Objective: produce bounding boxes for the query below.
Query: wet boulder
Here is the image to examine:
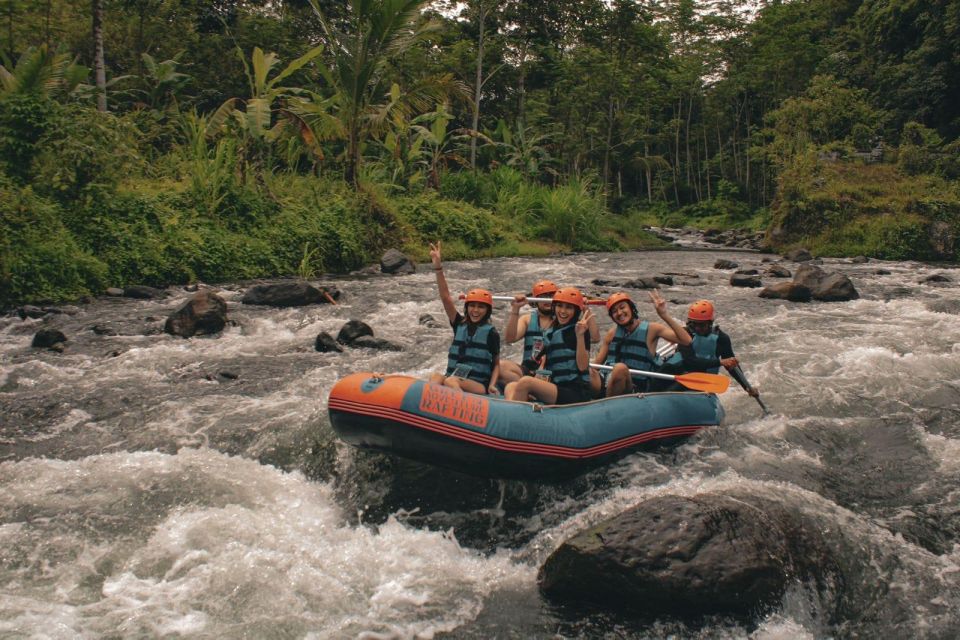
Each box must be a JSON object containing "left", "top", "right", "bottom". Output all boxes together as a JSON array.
[
  {"left": 164, "top": 290, "right": 228, "bottom": 338},
  {"left": 730, "top": 273, "right": 762, "bottom": 288},
  {"left": 653, "top": 275, "right": 674, "bottom": 286},
  {"left": 920, "top": 273, "right": 952, "bottom": 284},
  {"left": 734, "top": 268, "right": 759, "bottom": 275},
  {"left": 351, "top": 336, "right": 404, "bottom": 352},
  {"left": 380, "top": 249, "right": 416, "bottom": 275},
  {"left": 337, "top": 320, "right": 374, "bottom": 345},
  {"left": 849, "top": 255, "right": 870, "bottom": 264},
  {"left": 123, "top": 285, "right": 166, "bottom": 299},
  {"left": 17, "top": 305, "right": 47, "bottom": 319},
  {"left": 31, "top": 328, "right": 67, "bottom": 349},
  {"left": 714, "top": 259, "right": 739, "bottom": 270},
  {"left": 785, "top": 248, "right": 813, "bottom": 262},
  {"left": 764, "top": 264, "right": 792, "bottom": 278},
  {"left": 241, "top": 282, "right": 338, "bottom": 307},
  {"left": 758, "top": 282, "right": 812, "bottom": 302},
  {"left": 419, "top": 313, "right": 444, "bottom": 329},
  {"left": 621, "top": 277, "right": 662, "bottom": 289},
  {"left": 794, "top": 264, "right": 859, "bottom": 301},
  {"left": 539, "top": 494, "right": 798, "bottom": 617},
  {"left": 315, "top": 331, "right": 344, "bottom": 353}
]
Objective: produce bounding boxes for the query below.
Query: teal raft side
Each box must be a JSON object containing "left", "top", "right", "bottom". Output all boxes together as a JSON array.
[{"left": 396, "top": 379, "right": 724, "bottom": 449}]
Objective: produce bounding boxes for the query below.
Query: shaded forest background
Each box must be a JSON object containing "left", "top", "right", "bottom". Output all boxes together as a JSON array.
[{"left": 1, "top": 0, "right": 959, "bottom": 306}]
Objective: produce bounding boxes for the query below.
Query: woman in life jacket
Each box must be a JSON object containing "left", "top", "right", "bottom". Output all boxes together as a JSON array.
[
  {"left": 428, "top": 241, "right": 500, "bottom": 395},
  {"left": 499, "top": 279, "right": 558, "bottom": 384},
  {"left": 500, "top": 281, "right": 602, "bottom": 385},
  {"left": 590, "top": 289, "right": 692, "bottom": 397},
  {"left": 503, "top": 287, "right": 593, "bottom": 405},
  {"left": 660, "top": 299, "right": 757, "bottom": 395}
]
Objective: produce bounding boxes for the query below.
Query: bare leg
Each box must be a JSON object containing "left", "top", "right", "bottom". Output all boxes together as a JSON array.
[
  {"left": 450, "top": 378, "right": 487, "bottom": 394},
  {"left": 589, "top": 368, "right": 603, "bottom": 398},
  {"left": 505, "top": 376, "right": 559, "bottom": 404},
  {"left": 499, "top": 359, "right": 524, "bottom": 384},
  {"left": 605, "top": 363, "right": 633, "bottom": 397}
]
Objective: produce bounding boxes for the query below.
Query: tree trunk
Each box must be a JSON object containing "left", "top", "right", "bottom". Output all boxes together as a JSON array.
[
  {"left": 703, "top": 122, "right": 710, "bottom": 200},
  {"left": 673, "top": 95, "right": 682, "bottom": 205},
  {"left": 685, "top": 91, "right": 693, "bottom": 196},
  {"left": 470, "top": 1, "right": 487, "bottom": 170},
  {"left": 603, "top": 95, "right": 615, "bottom": 199},
  {"left": 92, "top": 0, "right": 107, "bottom": 112},
  {"left": 645, "top": 142, "right": 652, "bottom": 203}
]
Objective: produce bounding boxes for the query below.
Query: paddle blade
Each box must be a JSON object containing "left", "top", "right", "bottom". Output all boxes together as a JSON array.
[{"left": 674, "top": 372, "right": 730, "bottom": 394}]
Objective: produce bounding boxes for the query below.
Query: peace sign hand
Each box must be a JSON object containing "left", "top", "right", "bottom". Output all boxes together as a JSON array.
[
  {"left": 429, "top": 241, "right": 442, "bottom": 269},
  {"left": 648, "top": 289, "right": 667, "bottom": 316},
  {"left": 576, "top": 308, "right": 593, "bottom": 336}
]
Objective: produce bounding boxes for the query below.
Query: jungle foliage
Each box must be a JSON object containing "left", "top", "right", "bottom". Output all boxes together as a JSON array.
[{"left": 1, "top": 0, "right": 959, "bottom": 306}]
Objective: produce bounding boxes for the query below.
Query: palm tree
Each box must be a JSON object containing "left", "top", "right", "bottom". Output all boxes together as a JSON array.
[
  {"left": 308, "top": 0, "right": 438, "bottom": 186},
  {"left": 205, "top": 45, "right": 325, "bottom": 176},
  {"left": 0, "top": 45, "right": 88, "bottom": 98}
]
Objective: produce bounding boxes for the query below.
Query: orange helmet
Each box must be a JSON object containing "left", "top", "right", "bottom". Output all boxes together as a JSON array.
[
  {"left": 531, "top": 280, "right": 559, "bottom": 298},
  {"left": 552, "top": 287, "right": 585, "bottom": 311},
  {"left": 606, "top": 292, "right": 638, "bottom": 320},
  {"left": 687, "top": 299, "right": 715, "bottom": 321},
  {"left": 464, "top": 289, "right": 493, "bottom": 307}
]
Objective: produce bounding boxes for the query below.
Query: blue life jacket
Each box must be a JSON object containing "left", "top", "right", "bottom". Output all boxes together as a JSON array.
[
  {"left": 604, "top": 321, "right": 657, "bottom": 386},
  {"left": 544, "top": 322, "right": 589, "bottom": 385},
  {"left": 446, "top": 322, "right": 496, "bottom": 384},
  {"left": 522, "top": 309, "right": 546, "bottom": 361},
  {"left": 666, "top": 327, "right": 720, "bottom": 373}
]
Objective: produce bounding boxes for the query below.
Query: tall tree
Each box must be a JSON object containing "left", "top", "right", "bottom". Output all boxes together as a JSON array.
[
  {"left": 309, "top": 0, "right": 437, "bottom": 185},
  {"left": 91, "top": 0, "right": 106, "bottom": 111}
]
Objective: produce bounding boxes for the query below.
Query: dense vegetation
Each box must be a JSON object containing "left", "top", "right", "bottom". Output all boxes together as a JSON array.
[{"left": 1, "top": 0, "right": 958, "bottom": 306}]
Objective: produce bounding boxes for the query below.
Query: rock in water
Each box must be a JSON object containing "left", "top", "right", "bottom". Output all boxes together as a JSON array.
[
  {"left": 241, "top": 282, "right": 331, "bottom": 307},
  {"left": 380, "top": 249, "right": 416, "bottom": 275},
  {"left": 164, "top": 291, "right": 228, "bottom": 337},
  {"left": 32, "top": 328, "right": 67, "bottom": 349},
  {"left": 337, "top": 320, "right": 374, "bottom": 345},
  {"left": 539, "top": 494, "right": 794, "bottom": 617}
]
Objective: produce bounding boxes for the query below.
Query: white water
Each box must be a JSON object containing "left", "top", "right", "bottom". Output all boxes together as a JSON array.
[{"left": 2, "top": 250, "right": 959, "bottom": 637}]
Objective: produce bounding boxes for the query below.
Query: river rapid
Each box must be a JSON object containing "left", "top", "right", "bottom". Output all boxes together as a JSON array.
[{"left": 1, "top": 249, "right": 959, "bottom": 639}]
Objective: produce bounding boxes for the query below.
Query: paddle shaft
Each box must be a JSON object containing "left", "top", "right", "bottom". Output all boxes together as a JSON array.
[
  {"left": 459, "top": 294, "right": 606, "bottom": 305},
  {"left": 590, "top": 363, "right": 684, "bottom": 382},
  {"left": 728, "top": 364, "right": 769, "bottom": 414}
]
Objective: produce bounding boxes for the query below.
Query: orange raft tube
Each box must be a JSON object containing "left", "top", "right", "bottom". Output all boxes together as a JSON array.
[{"left": 328, "top": 373, "right": 724, "bottom": 481}]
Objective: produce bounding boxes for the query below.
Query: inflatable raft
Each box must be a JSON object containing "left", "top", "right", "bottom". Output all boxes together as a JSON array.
[{"left": 328, "top": 373, "right": 724, "bottom": 481}]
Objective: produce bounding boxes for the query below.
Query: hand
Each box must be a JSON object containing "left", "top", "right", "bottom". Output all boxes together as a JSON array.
[
  {"left": 511, "top": 294, "right": 528, "bottom": 312},
  {"left": 429, "top": 241, "right": 442, "bottom": 269},
  {"left": 720, "top": 357, "right": 738, "bottom": 369},
  {"left": 648, "top": 289, "right": 667, "bottom": 316},
  {"left": 576, "top": 308, "right": 593, "bottom": 336},
  {"left": 488, "top": 384, "right": 499, "bottom": 395}
]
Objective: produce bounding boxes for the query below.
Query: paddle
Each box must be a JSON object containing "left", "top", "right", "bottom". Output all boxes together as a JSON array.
[
  {"left": 590, "top": 363, "right": 730, "bottom": 394},
  {"left": 727, "top": 364, "right": 769, "bottom": 415},
  {"left": 458, "top": 294, "right": 607, "bottom": 305}
]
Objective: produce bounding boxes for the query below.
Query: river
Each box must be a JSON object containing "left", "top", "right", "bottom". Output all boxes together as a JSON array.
[{"left": 1, "top": 249, "right": 959, "bottom": 638}]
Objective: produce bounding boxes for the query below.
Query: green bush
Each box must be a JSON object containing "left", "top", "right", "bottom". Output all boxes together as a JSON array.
[
  {"left": 393, "top": 192, "right": 504, "bottom": 248},
  {"left": 32, "top": 105, "right": 141, "bottom": 202},
  {"left": 0, "top": 179, "right": 107, "bottom": 305},
  {"left": 0, "top": 93, "right": 58, "bottom": 183}
]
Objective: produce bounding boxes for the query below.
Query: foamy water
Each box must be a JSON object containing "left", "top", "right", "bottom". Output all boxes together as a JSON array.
[{"left": 1, "top": 250, "right": 959, "bottom": 637}]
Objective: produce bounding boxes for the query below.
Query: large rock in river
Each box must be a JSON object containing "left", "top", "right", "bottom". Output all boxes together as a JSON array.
[
  {"left": 380, "top": 249, "right": 416, "bottom": 275},
  {"left": 758, "top": 282, "right": 812, "bottom": 302},
  {"left": 241, "top": 282, "right": 339, "bottom": 307},
  {"left": 793, "top": 264, "right": 859, "bottom": 301},
  {"left": 539, "top": 493, "right": 829, "bottom": 617},
  {"left": 164, "top": 290, "right": 228, "bottom": 337}
]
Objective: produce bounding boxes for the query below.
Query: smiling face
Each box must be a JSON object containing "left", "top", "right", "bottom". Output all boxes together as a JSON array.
[
  {"left": 465, "top": 301, "right": 489, "bottom": 323},
  {"left": 687, "top": 319, "right": 713, "bottom": 336},
  {"left": 536, "top": 298, "right": 554, "bottom": 316},
  {"left": 553, "top": 301, "right": 579, "bottom": 325},
  {"left": 610, "top": 300, "right": 635, "bottom": 326}
]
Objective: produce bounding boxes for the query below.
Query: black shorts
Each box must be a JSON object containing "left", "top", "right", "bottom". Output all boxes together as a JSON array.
[{"left": 555, "top": 382, "right": 593, "bottom": 405}]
